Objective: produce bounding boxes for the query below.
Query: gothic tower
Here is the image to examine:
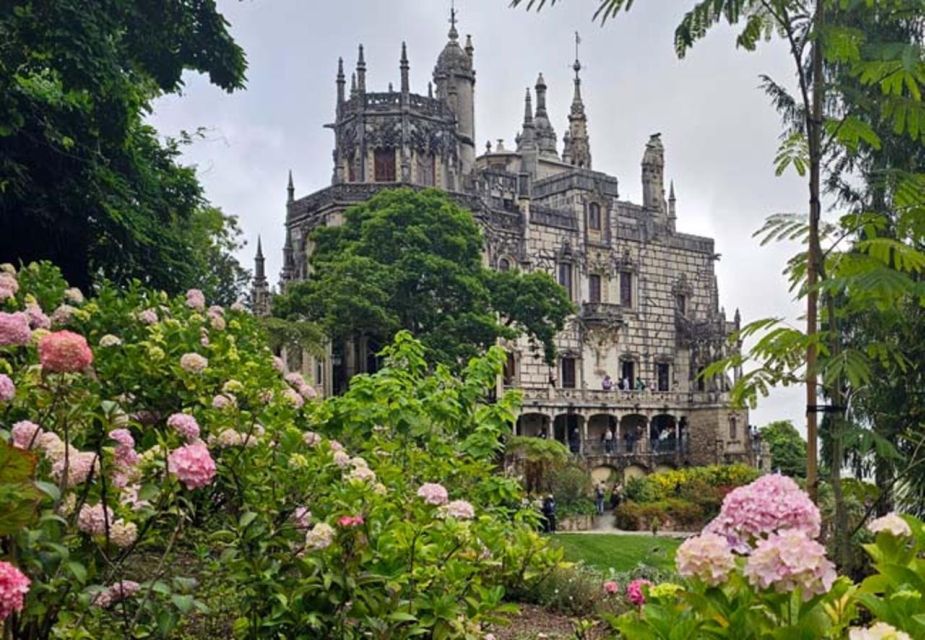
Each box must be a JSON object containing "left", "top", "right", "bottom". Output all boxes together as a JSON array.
[
  {"left": 642, "top": 133, "right": 667, "bottom": 220},
  {"left": 433, "top": 7, "right": 476, "bottom": 176},
  {"left": 533, "top": 73, "right": 558, "bottom": 159},
  {"left": 563, "top": 56, "right": 591, "bottom": 169},
  {"left": 252, "top": 236, "right": 270, "bottom": 316}
]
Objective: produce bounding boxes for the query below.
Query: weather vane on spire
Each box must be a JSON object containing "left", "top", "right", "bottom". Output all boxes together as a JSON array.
[
  {"left": 448, "top": 0, "right": 459, "bottom": 40},
  {"left": 573, "top": 31, "right": 582, "bottom": 75}
]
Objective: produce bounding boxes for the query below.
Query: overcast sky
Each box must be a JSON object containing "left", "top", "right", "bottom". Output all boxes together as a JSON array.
[{"left": 149, "top": 0, "right": 812, "bottom": 429}]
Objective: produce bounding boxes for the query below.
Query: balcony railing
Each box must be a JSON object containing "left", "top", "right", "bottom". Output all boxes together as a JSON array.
[
  {"left": 563, "top": 438, "right": 690, "bottom": 457},
  {"left": 579, "top": 302, "right": 624, "bottom": 327},
  {"left": 519, "top": 387, "right": 729, "bottom": 409}
]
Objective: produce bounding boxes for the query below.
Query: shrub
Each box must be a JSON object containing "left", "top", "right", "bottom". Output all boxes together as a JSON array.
[
  {"left": 0, "top": 262, "right": 560, "bottom": 639},
  {"left": 615, "top": 499, "right": 704, "bottom": 531}
]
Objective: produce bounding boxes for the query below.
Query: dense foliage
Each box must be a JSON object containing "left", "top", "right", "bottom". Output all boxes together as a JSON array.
[
  {"left": 760, "top": 420, "right": 807, "bottom": 478},
  {"left": 273, "top": 188, "right": 574, "bottom": 369},
  {"left": 0, "top": 262, "right": 558, "bottom": 639},
  {"left": 0, "top": 1, "right": 249, "bottom": 297}
]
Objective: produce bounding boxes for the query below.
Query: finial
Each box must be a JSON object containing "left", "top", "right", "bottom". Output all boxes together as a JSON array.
[
  {"left": 536, "top": 72, "right": 546, "bottom": 88},
  {"left": 351, "top": 72, "right": 357, "bottom": 94},
  {"left": 669, "top": 180, "right": 676, "bottom": 200},
  {"left": 401, "top": 41, "right": 408, "bottom": 64},
  {"left": 523, "top": 87, "right": 533, "bottom": 124},
  {"left": 573, "top": 31, "right": 582, "bottom": 76},
  {"left": 448, "top": 0, "right": 459, "bottom": 41},
  {"left": 287, "top": 170, "right": 294, "bottom": 203},
  {"left": 428, "top": 81, "right": 433, "bottom": 98},
  {"left": 486, "top": 140, "right": 492, "bottom": 153},
  {"left": 337, "top": 57, "right": 345, "bottom": 80},
  {"left": 465, "top": 34, "right": 473, "bottom": 56},
  {"left": 256, "top": 235, "right": 264, "bottom": 259},
  {"left": 357, "top": 44, "right": 365, "bottom": 67},
  {"left": 388, "top": 82, "right": 394, "bottom": 92}
]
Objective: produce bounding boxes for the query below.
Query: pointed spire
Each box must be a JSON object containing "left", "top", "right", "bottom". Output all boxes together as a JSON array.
[
  {"left": 336, "top": 57, "right": 346, "bottom": 109},
  {"left": 523, "top": 87, "right": 533, "bottom": 125},
  {"left": 427, "top": 81, "right": 433, "bottom": 98},
  {"left": 356, "top": 44, "right": 366, "bottom": 94},
  {"left": 400, "top": 42, "right": 410, "bottom": 96},
  {"left": 351, "top": 72, "right": 357, "bottom": 96},
  {"left": 535, "top": 73, "right": 548, "bottom": 116},
  {"left": 566, "top": 32, "right": 591, "bottom": 168},
  {"left": 465, "top": 34, "right": 473, "bottom": 58},
  {"left": 256, "top": 235, "right": 264, "bottom": 260},
  {"left": 518, "top": 88, "right": 537, "bottom": 153},
  {"left": 287, "top": 170, "right": 294, "bottom": 204},
  {"left": 448, "top": 0, "right": 459, "bottom": 41}
]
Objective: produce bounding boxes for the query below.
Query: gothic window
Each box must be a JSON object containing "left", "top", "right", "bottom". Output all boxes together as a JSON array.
[
  {"left": 503, "top": 352, "right": 517, "bottom": 386},
  {"left": 656, "top": 363, "right": 670, "bottom": 391},
  {"left": 561, "top": 357, "right": 577, "bottom": 389},
  {"left": 498, "top": 258, "right": 511, "bottom": 272},
  {"left": 374, "top": 149, "right": 396, "bottom": 182},
  {"left": 619, "top": 271, "right": 633, "bottom": 307},
  {"left": 348, "top": 157, "right": 356, "bottom": 182},
  {"left": 558, "top": 263, "right": 573, "bottom": 301},
  {"left": 588, "top": 202, "right": 602, "bottom": 230},
  {"left": 416, "top": 153, "right": 435, "bottom": 186},
  {"left": 588, "top": 274, "right": 602, "bottom": 303},
  {"left": 676, "top": 294, "right": 687, "bottom": 315},
  {"left": 620, "top": 360, "right": 635, "bottom": 387}
]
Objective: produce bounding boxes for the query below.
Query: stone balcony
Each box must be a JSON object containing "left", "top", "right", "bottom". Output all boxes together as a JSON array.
[
  {"left": 579, "top": 302, "right": 625, "bottom": 327},
  {"left": 518, "top": 386, "right": 729, "bottom": 413}
]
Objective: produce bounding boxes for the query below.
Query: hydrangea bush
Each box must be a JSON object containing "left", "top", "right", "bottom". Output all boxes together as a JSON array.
[
  {"left": 0, "top": 262, "right": 558, "bottom": 639},
  {"left": 604, "top": 471, "right": 925, "bottom": 640}
]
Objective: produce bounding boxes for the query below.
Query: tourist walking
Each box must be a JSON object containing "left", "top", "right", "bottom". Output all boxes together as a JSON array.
[
  {"left": 610, "top": 483, "right": 623, "bottom": 511},
  {"left": 594, "top": 483, "right": 605, "bottom": 515},
  {"left": 541, "top": 494, "right": 557, "bottom": 533}
]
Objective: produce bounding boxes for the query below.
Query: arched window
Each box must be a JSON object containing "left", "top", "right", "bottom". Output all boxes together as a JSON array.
[
  {"left": 498, "top": 258, "right": 511, "bottom": 272},
  {"left": 588, "top": 202, "right": 602, "bottom": 230},
  {"left": 374, "top": 149, "right": 396, "bottom": 182}
]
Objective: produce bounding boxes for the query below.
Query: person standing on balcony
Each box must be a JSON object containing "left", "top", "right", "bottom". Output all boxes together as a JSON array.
[
  {"left": 635, "top": 377, "right": 647, "bottom": 392},
  {"left": 604, "top": 427, "right": 614, "bottom": 454},
  {"left": 621, "top": 376, "right": 630, "bottom": 391},
  {"left": 601, "top": 374, "right": 613, "bottom": 390}
]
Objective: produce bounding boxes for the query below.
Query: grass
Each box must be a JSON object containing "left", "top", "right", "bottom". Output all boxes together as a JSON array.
[{"left": 552, "top": 533, "right": 682, "bottom": 573}]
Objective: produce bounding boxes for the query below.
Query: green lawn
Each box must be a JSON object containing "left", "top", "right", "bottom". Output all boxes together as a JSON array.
[{"left": 553, "top": 533, "right": 682, "bottom": 573}]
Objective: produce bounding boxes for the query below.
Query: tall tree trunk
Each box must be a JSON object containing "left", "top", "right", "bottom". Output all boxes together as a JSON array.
[{"left": 805, "top": 0, "right": 825, "bottom": 502}]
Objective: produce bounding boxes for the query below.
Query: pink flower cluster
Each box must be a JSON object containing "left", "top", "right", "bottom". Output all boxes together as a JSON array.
[
  {"left": 868, "top": 513, "right": 912, "bottom": 538},
  {"left": 93, "top": 580, "right": 140, "bottom": 608},
  {"left": 0, "top": 374, "right": 13, "bottom": 402},
  {"left": 302, "top": 431, "right": 321, "bottom": 447},
  {"left": 338, "top": 515, "right": 364, "bottom": 528},
  {"left": 626, "top": 579, "right": 652, "bottom": 606},
  {"left": 51, "top": 304, "right": 76, "bottom": 326},
  {"left": 168, "top": 441, "right": 217, "bottom": 490},
  {"left": 0, "top": 312, "right": 31, "bottom": 346},
  {"left": 417, "top": 482, "right": 449, "bottom": 506},
  {"left": 25, "top": 302, "right": 50, "bottom": 329},
  {"left": 212, "top": 393, "right": 236, "bottom": 410},
  {"left": 77, "top": 503, "right": 114, "bottom": 536},
  {"left": 704, "top": 474, "right": 820, "bottom": 550},
  {"left": 186, "top": 289, "right": 206, "bottom": 311},
  {"left": 743, "top": 529, "right": 836, "bottom": 600},
  {"left": 167, "top": 413, "right": 200, "bottom": 441},
  {"left": 849, "top": 623, "right": 911, "bottom": 640},
  {"left": 51, "top": 450, "right": 98, "bottom": 486},
  {"left": 676, "top": 532, "right": 737, "bottom": 586},
  {"left": 282, "top": 387, "right": 304, "bottom": 408},
  {"left": 179, "top": 352, "right": 208, "bottom": 374},
  {"left": 284, "top": 372, "right": 317, "bottom": 399},
  {"left": 292, "top": 506, "right": 312, "bottom": 529},
  {"left": 109, "top": 429, "right": 139, "bottom": 488},
  {"left": 442, "top": 499, "right": 475, "bottom": 520},
  {"left": 38, "top": 330, "right": 93, "bottom": 373},
  {"left": 304, "top": 522, "right": 335, "bottom": 550},
  {"left": 11, "top": 420, "right": 41, "bottom": 449},
  {"left": 603, "top": 580, "right": 620, "bottom": 595},
  {"left": 138, "top": 308, "right": 158, "bottom": 325},
  {"left": 0, "top": 272, "right": 19, "bottom": 303},
  {"left": 0, "top": 561, "right": 30, "bottom": 621}
]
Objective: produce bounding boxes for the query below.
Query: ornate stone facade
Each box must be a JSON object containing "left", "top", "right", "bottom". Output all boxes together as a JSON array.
[{"left": 260, "top": 13, "right": 760, "bottom": 479}]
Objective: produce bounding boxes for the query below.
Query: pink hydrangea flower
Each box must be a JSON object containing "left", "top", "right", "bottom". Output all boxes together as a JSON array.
[
  {"left": 868, "top": 513, "right": 912, "bottom": 538},
  {"left": 348, "top": 465, "right": 376, "bottom": 483},
  {"left": 272, "top": 356, "right": 285, "bottom": 372},
  {"left": 138, "top": 308, "right": 158, "bottom": 325},
  {"left": 338, "top": 515, "right": 364, "bottom": 528},
  {"left": 185, "top": 289, "right": 206, "bottom": 311},
  {"left": 109, "top": 520, "right": 138, "bottom": 548},
  {"left": 285, "top": 372, "right": 306, "bottom": 387},
  {"left": 64, "top": 287, "right": 84, "bottom": 305},
  {"left": 51, "top": 450, "right": 98, "bottom": 486},
  {"left": 179, "top": 353, "right": 208, "bottom": 374},
  {"left": 0, "top": 374, "right": 13, "bottom": 402},
  {"left": 77, "top": 503, "right": 113, "bottom": 536},
  {"left": 626, "top": 579, "right": 652, "bottom": 606},
  {"left": 292, "top": 506, "right": 312, "bottom": 529},
  {"left": 38, "top": 330, "right": 93, "bottom": 373},
  {"left": 329, "top": 440, "right": 344, "bottom": 452},
  {"left": 25, "top": 302, "right": 50, "bottom": 329},
  {"left": 282, "top": 387, "right": 304, "bottom": 408},
  {"left": 603, "top": 580, "right": 620, "bottom": 595},
  {"left": 416, "top": 483, "right": 449, "bottom": 506},
  {"left": 210, "top": 315, "right": 225, "bottom": 331},
  {"left": 743, "top": 529, "right": 836, "bottom": 600},
  {"left": 109, "top": 429, "right": 134, "bottom": 449},
  {"left": 168, "top": 441, "right": 217, "bottom": 490},
  {"left": 443, "top": 500, "right": 476, "bottom": 520},
  {"left": 50, "top": 304, "right": 76, "bottom": 326},
  {"left": 0, "top": 561, "right": 30, "bottom": 622},
  {"left": 299, "top": 383, "right": 317, "bottom": 399},
  {"left": 848, "top": 622, "right": 912, "bottom": 640},
  {"left": 99, "top": 334, "right": 122, "bottom": 347},
  {"left": 93, "top": 580, "right": 140, "bottom": 609},
  {"left": 304, "top": 522, "right": 335, "bottom": 550},
  {"left": 704, "top": 474, "right": 821, "bottom": 550},
  {"left": 0, "top": 273, "right": 19, "bottom": 303},
  {"left": 167, "top": 413, "right": 200, "bottom": 441},
  {"left": 676, "top": 532, "right": 737, "bottom": 586},
  {"left": 230, "top": 301, "right": 246, "bottom": 312},
  {"left": 333, "top": 450, "right": 351, "bottom": 468},
  {"left": 0, "top": 312, "right": 31, "bottom": 346},
  {"left": 302, "top": 431, "right": 321, "bottom": 447},
  {"left": 10, "top": 421, "right": 42, "bottom": 449},
  {"left": 212, "top": 393, "right": 236, "bottom": 410}
]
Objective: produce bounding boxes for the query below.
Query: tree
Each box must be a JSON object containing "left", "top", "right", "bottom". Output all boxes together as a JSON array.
[
  {"left": 185, "top": 207, "right": 251, "bottom": 306},
  {"left": 0, "top": 1, "right": 247, "bottom": 292},
  {"left": 760, "top": 420, "right": 807, "bottom": 478},
  {"left": 273, "top": 188, "right": 574, "bottom": 370}
]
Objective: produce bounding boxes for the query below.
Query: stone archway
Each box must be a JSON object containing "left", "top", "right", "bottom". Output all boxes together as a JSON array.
[
  {"left": 591, "top": 465, "right": 618, "bottom": 486},
  {"left": 517, "top": 413, "right": 550, "bottom": 438},
  {"left": 651, "top": 414, "right": 678, "bottom": 453},
  {"left": 620, "top": 413, "right": 647, "bottom": 454},
  {"left": 587, "top": 414, "right": 618, "bottom": 455},
  {"left": 623, "top": 464, "right": 647, "bottom": 483},
  {"left": 554, "top": 413, "right": 584, "bottom": 454}
]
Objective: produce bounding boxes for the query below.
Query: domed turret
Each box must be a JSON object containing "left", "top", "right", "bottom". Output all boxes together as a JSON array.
[{"left": 433, "top": 5, "right": 476, "bottom": 176}]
